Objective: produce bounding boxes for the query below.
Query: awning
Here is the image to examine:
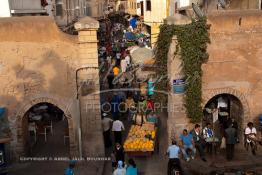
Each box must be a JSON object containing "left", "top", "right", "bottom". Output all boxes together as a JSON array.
[
  {"left": 125, "top": 32, "right": 137, "bottom": 41},
  {"left": 130, "top": 47, "right": 155, "bottom": 64}
]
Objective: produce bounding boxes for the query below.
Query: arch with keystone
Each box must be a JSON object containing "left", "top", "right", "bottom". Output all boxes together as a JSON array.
[
  {"left": 14, "top": 95, "right": 78, "bottom": 157},
  {"left": 202, "top": 88, "right": 251, "bottom": 128}
]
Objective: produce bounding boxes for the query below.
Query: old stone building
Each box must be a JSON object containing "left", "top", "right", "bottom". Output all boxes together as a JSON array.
[
  {"left": 167, "top": 11, "right": 262, "bottom": 143},
  {"left": 0, "top": 16, "right": 103, "bottom": 160}
]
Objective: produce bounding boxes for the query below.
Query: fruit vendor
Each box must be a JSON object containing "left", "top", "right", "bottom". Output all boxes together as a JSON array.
[
  {"left": 147, "top": 112, "right": 158, "bottom": 126},
  {"left": 133, "top": 113, "right": 147, "bottom": 126}
]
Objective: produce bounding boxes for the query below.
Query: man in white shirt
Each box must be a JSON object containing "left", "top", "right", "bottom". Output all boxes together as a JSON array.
[
  {"left": 112, "top": 116, "right": 125, "bottom": 144},
  {"left": 120, "top": 58, "right": 127, "bottom": 73},
  {"left": 217, "top": 96, "right": 227, "bottom": 109},
  {"left": 245, "top": 122, "right": 258, "bottom": 155},
  {"left": 102, "top": 113, "right": 113, "bottom": 147},
  {"left": 203, "top": 123, "right": 214, "bottom": 154},
  {"left": 125, "top": 50, "right": 131, "bottom": 66},
  {"left": 245, "top": 122, "right": 257, "bottom": 143},
  {"left": 116, "top": 52, "right": 122, "bottom": 65},
  {"left": 116, "top": 52, "right": 122, "bottom": 60}
]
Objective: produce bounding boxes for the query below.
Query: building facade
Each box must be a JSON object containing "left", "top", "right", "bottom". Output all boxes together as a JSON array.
[
  {"left": 141, "top": 0, "right": 168, "bottom": 46},
  {"left": 167, "top": 11, "right": 262, "bottom": 144},
  {"left": 115, "top": 0, "right": 137, "bottom": 15},
  {"left": 0, "top": 16, "right": 104, "bottom": 162},
  {"left": 173, "top": 0, "right": 262, "bottom": 16},
  {"left": 0, "top": 0, "right": 106, "bottom": 26}
]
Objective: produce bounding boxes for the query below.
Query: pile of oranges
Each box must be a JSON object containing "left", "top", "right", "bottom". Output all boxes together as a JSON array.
[{"left": 124, "top": 124, "right": 156, "bottom": 151}]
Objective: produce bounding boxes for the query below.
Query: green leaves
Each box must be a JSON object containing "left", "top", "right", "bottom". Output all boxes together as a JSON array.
[{"left": 155, "top": 18, "right": 210, "bottom": 123}]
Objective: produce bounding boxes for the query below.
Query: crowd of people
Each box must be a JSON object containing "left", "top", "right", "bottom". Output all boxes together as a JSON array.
[
  {"left": 66, "top": 13, "right": 262, "bottom": 175},
  {"left": 165, "top": 120, "right": 262, "bottom": 175},
  {"left": 101, "top": 92, "right": 158, "bottom": 174},
  {"left": 98, "top": 15, "right": 157, "bottom": 175}
]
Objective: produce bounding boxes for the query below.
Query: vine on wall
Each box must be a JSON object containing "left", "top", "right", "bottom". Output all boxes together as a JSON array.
[{"left": 155, "top": 18, "right": 210, "bottom": 123}]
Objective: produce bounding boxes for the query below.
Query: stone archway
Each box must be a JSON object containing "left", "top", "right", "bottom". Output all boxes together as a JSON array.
[
  {"left": 203, "top": 88, "right": 251, "bottom": 129},
  {"left": 14, "top": 97, "right": 77, "bottom": 158}
]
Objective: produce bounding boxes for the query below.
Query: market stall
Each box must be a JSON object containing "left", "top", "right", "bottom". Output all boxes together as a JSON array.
[{"left": 124, "top": 123, "right": 157, "bottom": 156}]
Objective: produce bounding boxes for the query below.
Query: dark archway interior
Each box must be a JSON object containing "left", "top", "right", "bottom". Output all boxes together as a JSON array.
[
  {"left": 22, "top": 102, "right": 70, "bottom": 157},
  {"left": 203, "top": 93, "right": 244, "bottom": 140}
]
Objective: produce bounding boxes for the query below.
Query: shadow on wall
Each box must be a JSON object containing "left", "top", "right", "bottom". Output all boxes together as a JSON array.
[{"left": 0, "top": 47, "right": 77, "bottom": 160}]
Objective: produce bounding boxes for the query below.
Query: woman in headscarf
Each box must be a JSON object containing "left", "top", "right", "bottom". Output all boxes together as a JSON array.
[
  {"left": 113, "top": 161, "right": 126, "bottom": 175},
  {"left": 126, "top": 159, "right": 138, "bottom": 175}
]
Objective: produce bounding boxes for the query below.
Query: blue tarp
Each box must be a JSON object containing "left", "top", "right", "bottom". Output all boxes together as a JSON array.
[
  {"left": 0, "top": 108, "right": 5, "bottom": 118},
  {"left": 125, "top": 32, "right": 137, "bottom": 41},
  {"left": 259, "top": 115, "right": 262, "bottom": 123},
  {"left": 129, "top": 17, "right": 137, "bottom": 29}
]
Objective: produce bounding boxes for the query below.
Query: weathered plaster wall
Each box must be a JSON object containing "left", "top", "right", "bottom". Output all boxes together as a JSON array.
[
  {"left": 0, "top": 17, "right": 79, "bottom": 158},
  {"left": 203, "top": 11, "right": 262, "bottom": 126},
  {"left": 0, "top": 16, "right": 103, "bottom": 161},
  {"left": 167, "top": 11, "right": 262, "bottom": 142}
]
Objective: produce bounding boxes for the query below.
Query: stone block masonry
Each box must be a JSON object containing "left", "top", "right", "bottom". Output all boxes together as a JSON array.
[{"left": 0, "top": 16, "right": 104, "bottom": 167}]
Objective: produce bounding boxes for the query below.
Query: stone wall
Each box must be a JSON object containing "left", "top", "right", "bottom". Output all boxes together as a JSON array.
[
  {"left": 0, "top": 16, "right": 103, "bottom": 160},
  {"left": 75, "top": 17, "right": 104, "bottom": 157},
  {"left": 167, "top": 11, "right": 262, "bottom": 142},
  {"left": 203, "top": 11, "right": 262, "bottom": 126}
]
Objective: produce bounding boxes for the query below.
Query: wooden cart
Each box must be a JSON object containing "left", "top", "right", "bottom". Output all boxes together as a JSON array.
[
  {"left": 125, "top": 150, "right": 153, "bottom": 157},
  {"left": 125, "top": 127, "right": 158, "bottom": 157}
]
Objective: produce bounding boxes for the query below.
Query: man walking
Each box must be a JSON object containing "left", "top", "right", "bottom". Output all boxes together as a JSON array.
[
  {"left": 101, "top": 113, "right": 113, "bottom": 148},
  {"left": 112, "top": 116, "right": 125, "bottom": 144},
  {"left": 167, "top": 140, "right": 182, "bottom": 175},
  {"left": 225, "top": 123, "right": 237, "bottom": 161}
]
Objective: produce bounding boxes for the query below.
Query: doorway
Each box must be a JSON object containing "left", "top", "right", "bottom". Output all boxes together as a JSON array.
[
  {"left": 203, "top": 94, "right": 244, "bottom": 141},
  {"left": 22, "top": 102, "right": 70, "bottom": 157}
]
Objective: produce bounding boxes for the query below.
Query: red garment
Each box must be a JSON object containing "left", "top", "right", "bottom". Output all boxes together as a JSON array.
[
  {"left": 121, "top": 50, "right": 126, "bottom": 58},
  {"left": 106, "top": 45, "right": 112, "bottom": 55},
  {"left": 147, "top": 100, "right": 154, "bottom": 110},
  {"left": 41, "top": 0, "right": 48, "bottom": 7}
]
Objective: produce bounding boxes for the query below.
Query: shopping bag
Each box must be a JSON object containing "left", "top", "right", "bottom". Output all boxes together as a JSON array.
[{"left": 220, "top": 137, "right": 226, "bottom": 149}]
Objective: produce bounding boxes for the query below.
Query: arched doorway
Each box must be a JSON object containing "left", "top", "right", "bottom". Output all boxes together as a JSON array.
[
  {"left": 22, "top": 102, "right": 70, "bottom": 157},
  {"left": 203, "top": 93, "right": 244, "bottom": 141}
]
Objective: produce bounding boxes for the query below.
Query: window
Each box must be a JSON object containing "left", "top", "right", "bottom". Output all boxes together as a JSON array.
[
  {"left": 175, "top": 2, "right": 178, "bottom": 13},
  {"left": 137, "top": 3, "right": 141, "bottom": 8},
  {"left": 56, "top": 4, "right": 63, "bottom": 16},
  {"left": 55, "top": 0, "right": 63, "bottom": 16},
  {"left": 146, "top": 0, "right": 151, "bottom": 11},
  {"left": 86, "top": 5, "right": 91, "bottom": 16}
]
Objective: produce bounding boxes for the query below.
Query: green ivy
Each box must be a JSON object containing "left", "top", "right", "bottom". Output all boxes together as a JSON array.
[{"left": 155, "top": 18, "right": 210, "bottom": 123}]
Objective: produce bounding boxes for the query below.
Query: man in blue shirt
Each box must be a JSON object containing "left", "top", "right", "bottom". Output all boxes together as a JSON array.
[
  {"left": 180, "top": 129, "right": 196, "bottom": 162},
  {"left": 166, "top": 140, "right": 182, "bottom": 175}
]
